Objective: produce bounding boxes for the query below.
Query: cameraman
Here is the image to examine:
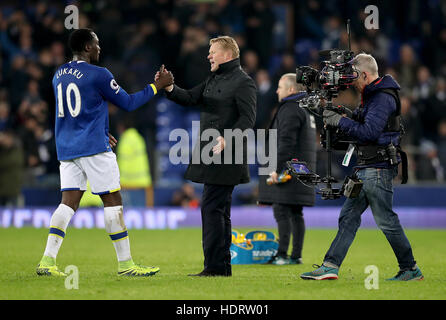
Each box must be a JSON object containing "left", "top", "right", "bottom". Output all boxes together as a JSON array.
[
  {"left": 258, "top": 73, "right": 316, "bottom": 265},
  {"left": 301, "top": 53, "right": 423, "bottom": 281}
]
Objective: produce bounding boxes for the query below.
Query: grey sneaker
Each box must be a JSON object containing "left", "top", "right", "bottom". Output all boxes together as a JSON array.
[
  {"left": 386, "top": 266, "right": 424, "bottom": 281},
  {"left": 301, "top": 264, "right": 339, "bottom": 280}
]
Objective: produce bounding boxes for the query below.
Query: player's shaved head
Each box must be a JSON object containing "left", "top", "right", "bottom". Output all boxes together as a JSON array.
[
  {"left": 68, "top": 28, "right": 95, "bottom": 54},
  {"left": 69, "top": 28, "right": 101, "bottom": 63}
]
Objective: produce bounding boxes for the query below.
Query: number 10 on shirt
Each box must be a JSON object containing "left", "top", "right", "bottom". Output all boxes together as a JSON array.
[{"left": 57, "top": 82, "right": 82, "bottom": 118}]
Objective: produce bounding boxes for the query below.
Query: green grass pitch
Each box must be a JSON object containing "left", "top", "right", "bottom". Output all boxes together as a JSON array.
[{"left": 1, "top": 227, "right": 445, "bottom": 300}]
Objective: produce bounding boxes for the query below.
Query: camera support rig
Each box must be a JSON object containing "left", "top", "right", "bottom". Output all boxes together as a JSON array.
[
  {"left": 294, "top": 19, "right": 360, "bottom": 200},
  {"left": 320, "top": 99, "right": 343, "bottom": 199}
]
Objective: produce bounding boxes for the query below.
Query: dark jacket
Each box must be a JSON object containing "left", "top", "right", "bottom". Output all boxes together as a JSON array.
[
  {"left": 166, "top": 58, "right": 257, "bottom": 186},
  {"left": 0, "top": 136, "right": 24, "bottom": 198},
  {"left": 257, "top": 92, "right": 317, "bottom": 206},
  {"left": 338, "top": 74, "right": 402, "bottom": 168}
]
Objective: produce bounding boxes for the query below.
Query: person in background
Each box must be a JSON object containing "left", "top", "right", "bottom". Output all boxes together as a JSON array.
[
  {"left": 116, "top": 115, "right": 153, "bottom": 207},
  {"left": 0, "top": 130, "right": 24, "bottom": 206},
  {"left": 171, "top": 183, "right": 200, "bottom": 208},
  {"left": 257, "top": 73, "right": 316, "bottom": 265}
]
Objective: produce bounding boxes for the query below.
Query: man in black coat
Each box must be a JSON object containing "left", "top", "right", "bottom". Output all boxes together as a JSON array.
[
  {"left": 258, "top": 73, "right": 316, "bottom": 265},
  {"left": 157, "top": 36, "right": 257, "bottom": 276}
]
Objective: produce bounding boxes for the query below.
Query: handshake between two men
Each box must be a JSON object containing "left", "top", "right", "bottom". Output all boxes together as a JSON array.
[
  {"left": 153, "top": 65, "right": 174, "bottom": 92},
  {"left": 154, "top": 65, "right": 226, "bottom": 156}
]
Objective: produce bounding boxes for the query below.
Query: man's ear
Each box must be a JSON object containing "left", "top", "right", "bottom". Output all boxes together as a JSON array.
[
  {"left": 84, "top": 42, "right": 92, "bottom": 53},
  {"left": 225, "top": 50, "right": 233, "bottom": 61}
]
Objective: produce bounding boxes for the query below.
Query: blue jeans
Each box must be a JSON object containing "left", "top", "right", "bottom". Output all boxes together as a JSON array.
[{"left": 324, "top": 167, "right": 416, "bottom": 270}]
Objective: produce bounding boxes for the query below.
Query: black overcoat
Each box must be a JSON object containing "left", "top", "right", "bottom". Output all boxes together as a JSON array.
[
  {"left": 257, "top": 93, "right": 317, "bottom": 206},
  {"left": 166, "top": 58, "right": 257, "bottom": 186}
]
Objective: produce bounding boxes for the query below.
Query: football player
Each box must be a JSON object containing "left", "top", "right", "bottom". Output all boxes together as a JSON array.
[{"left": 36, "top": 28, "right": 173, "bottom": 277}]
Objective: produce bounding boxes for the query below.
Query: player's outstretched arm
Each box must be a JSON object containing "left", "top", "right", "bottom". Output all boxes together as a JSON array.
[{"left": 97, "top": 67, "right": 173, "bottom": 112}]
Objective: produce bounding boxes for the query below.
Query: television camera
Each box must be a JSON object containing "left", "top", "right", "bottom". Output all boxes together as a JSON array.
[{"left": 295, "top": 20, "right": 362, "bottom": 200}]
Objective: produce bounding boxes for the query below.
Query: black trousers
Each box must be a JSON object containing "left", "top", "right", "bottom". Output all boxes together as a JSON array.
[
  {"left": 272, "top": 203, "right": 305, "bottom": 259},
  {"left": 201, "top": 183, "right": 235, "bottom": 275}
]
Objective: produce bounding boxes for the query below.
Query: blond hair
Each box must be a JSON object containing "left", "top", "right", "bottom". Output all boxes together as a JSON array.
[
  {"left": 209, "top": 36, "right": 240, "bottom": 59},
  {"left": 352, "top": 53, "right": 379, "bottom": 76}
]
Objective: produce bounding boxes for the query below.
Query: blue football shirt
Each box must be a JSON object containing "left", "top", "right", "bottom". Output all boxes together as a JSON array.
[{"left": 52, "top": 60, "right": 157, "bottom": 160}]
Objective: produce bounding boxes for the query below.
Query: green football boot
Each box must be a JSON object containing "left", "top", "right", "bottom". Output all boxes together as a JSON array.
[
  {"left": 36, "top": 256, "right": 67, "bottom": 277},
  {"left": 118, "top": 260, "right": 160, "bottom": 277}
]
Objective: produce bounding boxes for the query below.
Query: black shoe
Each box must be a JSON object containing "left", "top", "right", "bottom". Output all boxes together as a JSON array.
[{"left": 188, "top": 270, "right": 231, "bottom": 277}]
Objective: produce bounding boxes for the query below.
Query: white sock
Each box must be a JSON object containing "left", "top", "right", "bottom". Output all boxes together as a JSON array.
[
  {"left": 104, "top": 206, "right": 132, "bottom": 263},
  {"left": 43, "top": 204, "right": 75, "bottom": 259}
]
